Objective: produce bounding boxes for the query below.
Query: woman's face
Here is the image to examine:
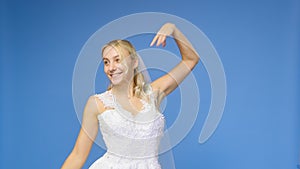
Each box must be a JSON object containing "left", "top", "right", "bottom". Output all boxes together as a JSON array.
[{"left": 102, "top": 46, "right": 137, "bottom": 86}]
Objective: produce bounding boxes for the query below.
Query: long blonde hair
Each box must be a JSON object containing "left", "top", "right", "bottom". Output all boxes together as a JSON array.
[{"left": 102, "top": 39, "right": 148, "bottom": 99}]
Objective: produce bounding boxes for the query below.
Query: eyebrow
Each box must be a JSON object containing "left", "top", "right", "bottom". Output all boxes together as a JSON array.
[{"left": 102, "top": 55, "right": 120, "bottom": 60}]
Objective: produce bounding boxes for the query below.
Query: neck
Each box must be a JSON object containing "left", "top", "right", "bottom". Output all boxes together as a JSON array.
[{"left": 111, "top": 81, "right": 135, "bottom": 98}]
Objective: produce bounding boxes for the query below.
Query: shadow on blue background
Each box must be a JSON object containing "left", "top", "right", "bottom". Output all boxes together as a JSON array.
[{"left": 1, "top": 0, "right": 299, "bottom": 168}]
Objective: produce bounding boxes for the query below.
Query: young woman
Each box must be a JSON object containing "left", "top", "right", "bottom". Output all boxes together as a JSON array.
[{"left": 61, "top": 23, "right": 199, "bottom": 169}]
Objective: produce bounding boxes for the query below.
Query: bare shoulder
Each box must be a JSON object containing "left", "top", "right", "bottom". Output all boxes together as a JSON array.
[{"left": 86, "top": 94, "right": 105, "bottom": 116}]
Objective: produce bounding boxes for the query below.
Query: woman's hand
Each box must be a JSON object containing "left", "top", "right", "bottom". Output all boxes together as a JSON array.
[{"left": 150, "top": 23, "right": 176, "bottom": 47}]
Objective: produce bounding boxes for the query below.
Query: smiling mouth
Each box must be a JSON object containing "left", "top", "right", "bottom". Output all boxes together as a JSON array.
[{"left": 110, "top": 72, "right": 122, "bottom": 78}]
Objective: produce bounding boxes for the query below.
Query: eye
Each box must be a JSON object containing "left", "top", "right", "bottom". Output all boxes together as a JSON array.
[
  {"left": 103, "top": 60, "right": 109, "bottom": 65},
  {"left": 115, "top": 58, "right": 121, "bottom": 63}
]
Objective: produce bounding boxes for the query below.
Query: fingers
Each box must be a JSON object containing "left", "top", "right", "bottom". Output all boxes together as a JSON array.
[
  {"left": 157, "top": 35, "right": 166, "bottom": 46},
  {"left": 150, "top": 23, "right": 175, "bottom": 47},
  {"left": 150, "top": 34, "right": 166, "bottom": 47},
  {"left": 150, "top": 34, "right": 159, "bottom": 46}
]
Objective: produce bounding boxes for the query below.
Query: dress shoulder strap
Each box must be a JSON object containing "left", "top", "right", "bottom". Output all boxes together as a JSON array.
[{"left": 95, "top": 90, "right": 115, "bottom": 109}]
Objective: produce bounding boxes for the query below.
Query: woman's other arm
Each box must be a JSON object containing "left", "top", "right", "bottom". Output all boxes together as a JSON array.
[
  {"left": 150, "top": 23, "right": 200, "bottom": 103},
  {"left": 61, "top": 96, "right": 103, "bottom": 169}
]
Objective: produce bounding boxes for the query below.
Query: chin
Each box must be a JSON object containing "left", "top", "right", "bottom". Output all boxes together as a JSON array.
[{"left": 110, "top": 77, "right": 124, "bottom": 86}]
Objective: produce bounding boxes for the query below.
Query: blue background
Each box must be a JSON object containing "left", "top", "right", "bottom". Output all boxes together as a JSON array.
[{"left": 1, "top": 0, "right": 299, "bottom": 169}]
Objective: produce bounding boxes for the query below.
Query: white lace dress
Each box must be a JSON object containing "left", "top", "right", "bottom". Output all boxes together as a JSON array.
[{"left": 89, "top": 87, "right": 165, "bottom": 169}]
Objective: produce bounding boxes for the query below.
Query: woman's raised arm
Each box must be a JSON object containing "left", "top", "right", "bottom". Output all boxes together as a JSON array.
[
  {"left": 61, "top": 96, "right": 102, "bottom": 169},
  {"left": 150, "top": 23, "right": 200, "bottom": 103}
]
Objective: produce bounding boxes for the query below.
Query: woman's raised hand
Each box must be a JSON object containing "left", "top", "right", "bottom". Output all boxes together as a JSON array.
[{"left": 150, "top": 23, "right": 176, "bottom": 47}]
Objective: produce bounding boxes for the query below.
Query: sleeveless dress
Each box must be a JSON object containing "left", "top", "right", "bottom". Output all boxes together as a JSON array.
[{"left": 89, "top": 86, "right": 165, "bottom": 169}]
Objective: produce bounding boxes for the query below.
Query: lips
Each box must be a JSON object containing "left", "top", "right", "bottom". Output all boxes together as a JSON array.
[{"left": 110, "top": 72, "right": 122, "bottom": 78}]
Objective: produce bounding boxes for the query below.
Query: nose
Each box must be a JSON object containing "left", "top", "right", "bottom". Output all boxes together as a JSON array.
[{"left": 108, "top": 62, "right": 116, "bottom": 72}]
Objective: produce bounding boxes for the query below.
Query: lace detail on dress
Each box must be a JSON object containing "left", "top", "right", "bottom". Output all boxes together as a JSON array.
[
  {"left": 95, "top": 91, "right": 115, "bottom": 109},
  {"left": 90, "top": 84, "right": 165, "bottom": 169},
  {"left": 89, "top": 152, "right": 162, "bottom": 169}
]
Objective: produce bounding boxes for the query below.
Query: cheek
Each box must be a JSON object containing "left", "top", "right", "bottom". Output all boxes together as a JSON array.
[
  {"left": 122, "top": 63, "right": 129, "bottom": 74},
  {"left": 116, "top": 62, "right": 126, "bottom": 71},
  {"left": 103, "top": 66, "right": 109, "bottom": 74}
]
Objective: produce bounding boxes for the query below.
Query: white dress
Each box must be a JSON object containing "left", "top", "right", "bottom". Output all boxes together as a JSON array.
[{"left": 89, "top": 87, "right": 165, "bottom": 169}]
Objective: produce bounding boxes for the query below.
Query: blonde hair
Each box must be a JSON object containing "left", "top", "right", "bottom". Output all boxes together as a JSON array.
[{"left": 102, "top": 39, "right": 148, "bottom": 99}]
